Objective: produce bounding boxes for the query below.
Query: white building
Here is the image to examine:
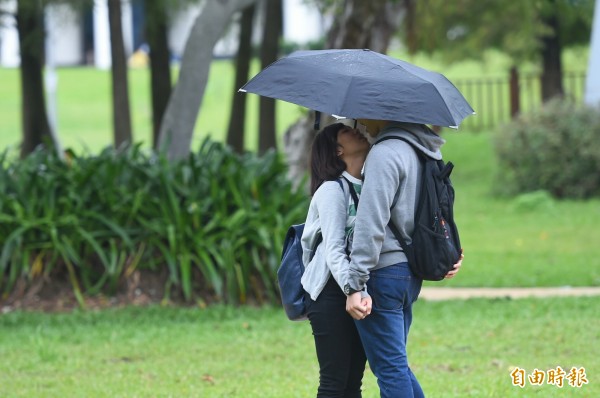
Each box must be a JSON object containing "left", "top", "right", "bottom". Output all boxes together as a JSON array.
[
  {"left": 0, "top": 0, "right": 326, "bottom": 69},
  {"left": 585, "top": 0, "right": 600, "bottom": 106}
]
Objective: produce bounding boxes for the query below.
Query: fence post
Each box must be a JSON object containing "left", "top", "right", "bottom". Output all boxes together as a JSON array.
[{"left": 510, "top": 66, "right": 520, "bottom": 117}]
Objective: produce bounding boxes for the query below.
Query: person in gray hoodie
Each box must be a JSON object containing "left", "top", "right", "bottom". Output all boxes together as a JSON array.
[
  {"left": 301, "top": 122, "right": 372, "bottom": 398},
  {"left": 344, "top": 120, "right": 463, "bottom": 398}
]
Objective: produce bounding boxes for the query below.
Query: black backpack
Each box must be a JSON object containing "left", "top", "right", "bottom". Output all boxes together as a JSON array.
[{"left": 376, "top": 136, "right": 462, "bottom": 281}]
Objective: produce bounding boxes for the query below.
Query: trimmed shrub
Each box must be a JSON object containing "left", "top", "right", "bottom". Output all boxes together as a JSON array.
[{"left": 493, "top": 98, "right": 600, "bottom": 199}]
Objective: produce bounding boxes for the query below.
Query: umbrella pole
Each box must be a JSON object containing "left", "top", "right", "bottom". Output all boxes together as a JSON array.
[{"left": 313, "top": 111, "right": 321, "bottom": 130}]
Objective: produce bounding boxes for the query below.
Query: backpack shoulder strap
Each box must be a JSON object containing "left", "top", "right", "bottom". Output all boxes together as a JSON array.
[
  {"left": 310, "top": 178, "right": 349, "bottom": 258},
  {"left": 340, "top": 176, "right": 359, "bottom": 210},
  {"left": 373, "top": 136, "right": 423, "bottom": 252}
]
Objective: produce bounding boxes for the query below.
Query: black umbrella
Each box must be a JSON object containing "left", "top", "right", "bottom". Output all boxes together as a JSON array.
[{"left": 239, "top": 49, "right": 475, "bottom": 128}]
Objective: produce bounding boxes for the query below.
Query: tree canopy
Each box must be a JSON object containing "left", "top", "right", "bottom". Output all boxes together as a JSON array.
[{"left": 410, "top": 0, "right": 594, "bottom": 64}]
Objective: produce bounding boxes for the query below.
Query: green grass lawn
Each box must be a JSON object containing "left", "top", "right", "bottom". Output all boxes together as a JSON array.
[
  {"left": 0, "top": 297, "right": 597, "bottom": 397},
  {"left": 436, "top": 131, "right": 600, "bottom": 288},
  {"left": 0, "top": 63, "right": 304, "bottom": 154},
  {"left": 0, "top": 47, "right": 588, "bottom": 154}
]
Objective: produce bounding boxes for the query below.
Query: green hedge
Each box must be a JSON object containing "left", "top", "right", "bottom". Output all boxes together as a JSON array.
[
  {"left": 0, "top": 140, "right": 309, "bottom": 305},
  {"left": 493, "top": 98, "right": 600, "bottom": 199}
]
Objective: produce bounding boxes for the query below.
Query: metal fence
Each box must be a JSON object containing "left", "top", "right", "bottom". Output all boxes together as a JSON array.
[{"left": 453, "top": 71, "right": 587, "bottom": 131}]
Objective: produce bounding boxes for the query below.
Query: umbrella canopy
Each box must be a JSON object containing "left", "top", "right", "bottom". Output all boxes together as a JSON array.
[{"left": 240, "top": 49, "right": 475, "bottom": 128}]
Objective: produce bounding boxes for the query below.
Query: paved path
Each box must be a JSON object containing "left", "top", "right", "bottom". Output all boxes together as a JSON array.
[{"left": 419, "top": 286, "right": 600, "bottom": 301}]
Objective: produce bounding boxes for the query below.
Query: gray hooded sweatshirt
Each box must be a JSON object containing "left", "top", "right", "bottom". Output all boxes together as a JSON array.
[
  {"left": 301, "top": 172, "right": 369, "bottom": 300},
  {"left": 346, "top": 122, "right": 446, "bottom": 291}
]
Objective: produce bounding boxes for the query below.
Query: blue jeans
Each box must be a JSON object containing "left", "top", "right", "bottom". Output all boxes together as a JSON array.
[{"left": 354, "top": 263, "right": 424, "bottom": 398}]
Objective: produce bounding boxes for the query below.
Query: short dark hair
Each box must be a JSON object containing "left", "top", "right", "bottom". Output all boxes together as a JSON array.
[{"left": 310, "top": 123, "right": 347, "bottom": 196}]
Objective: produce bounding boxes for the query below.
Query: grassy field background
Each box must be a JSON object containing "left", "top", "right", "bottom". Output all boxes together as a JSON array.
[
  {"left": 0, "top": 63, "right": 304, "bottom": 154},
  {"left": 1, "top": 56, "right": 598, "bottom": 277},
  {"left": 2, "top": 48, "right": 598, "bottom": 290},
  {"left": 0, "top": 297, "right": 597, "bottom": 397},
  {"left": 0, "top": 47, "right": 589, "bottom": 153},
  {"left": 1, "top": 105, "right": 598, "bottom": 288},
  {"left": 0, "top": 48, "right": 598, "bottom": 397},
  {"left": 438, "top": 131, "right": 600, "bottom": 288}
]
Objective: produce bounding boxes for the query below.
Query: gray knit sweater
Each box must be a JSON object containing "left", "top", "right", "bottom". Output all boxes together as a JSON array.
[
  {"left": 346, "top": 122, "right": 446, "bottom": 291},
  {"left": 301, "top": 171, "right": 363, "bottom": 300}
]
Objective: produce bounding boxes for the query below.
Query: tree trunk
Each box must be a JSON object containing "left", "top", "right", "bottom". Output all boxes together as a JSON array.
[
  {"left": 371, "top": 2, "right": 405, "bottom": 53},
  {"left": 16, "top": 0, "right": 53, "bottom": 158},
  {"left": 108, "top": 0, "right": 133, "bottom": 148},
  {"left": 227, "top": 4, "right": 255, "bottom": 153},
  {"left": 283, "top": 115, "right": 316, "bottom": 192},
  {"left": 326, "top": 0, "right": 389, "bottom": 49},
  {"left": 285, "top": 0, "right": 401, "bottom": 183},
  {"left": 258, "top": 0, "right": 282, "bottom": 154},
  {"left": 540, "top": 8, "right": 564, "bottom": 102},
  {"left": 509, "top": 66, "right": 521, "bottom": 117},
  {"left": 403, "top": 0, "right": 417, "bottom": 53},
  {"left": 145, "top": 0, "right": 172, "bottom": 150},
  {"left": 159, "top": 0, "right": 258, "bottom": 160}
]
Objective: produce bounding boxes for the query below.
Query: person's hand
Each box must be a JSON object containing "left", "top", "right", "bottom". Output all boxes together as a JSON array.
[
  {"left": 346, "top": 292, "right": 369, "bottom": 320},
  {"left": 445, "top": 250, "right": 464, "bottom": 279},
  {"left": 361, "top": 295, "right": 372, "bottom": 316}
]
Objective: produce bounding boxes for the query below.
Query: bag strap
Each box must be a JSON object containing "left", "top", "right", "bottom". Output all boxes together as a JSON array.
[
  {"left": 311, "top": 178, "right": 348, "bottom": 259},
  {"left": 372, "top": 136, "right": 454, "bottom": 257},
  {"left": 372, "top": 136, "right": 422, "bottom": 253},
  {"left": 388, "top": 219, "right": 409, "bottom": 254},
  {"left": 340, "top": 176, "right": 360, "bottom": 256},
  {"left": 341, "top": 176, "right": 359, "bottom": 210}
]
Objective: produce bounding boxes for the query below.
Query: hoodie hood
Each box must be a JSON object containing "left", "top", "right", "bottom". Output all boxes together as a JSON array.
[{"left": 376, "top": 122, "right": 445, "bottom": 160}]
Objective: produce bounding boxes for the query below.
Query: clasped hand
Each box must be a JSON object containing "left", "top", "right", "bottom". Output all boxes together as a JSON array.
[
  {"left": 346, "top": 253, "right": 464, "bottom": 320},
  {"left": 345, "top": 292, "right": 371, "bottom": 320}
]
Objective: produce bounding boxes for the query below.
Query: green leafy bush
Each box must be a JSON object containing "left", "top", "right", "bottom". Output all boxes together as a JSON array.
[
  {"left": 493, "top": 98, "right": 600, "bottom": 198},
  {"left": 0, "top": 140, "right": 309, "bottom": 305}
]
